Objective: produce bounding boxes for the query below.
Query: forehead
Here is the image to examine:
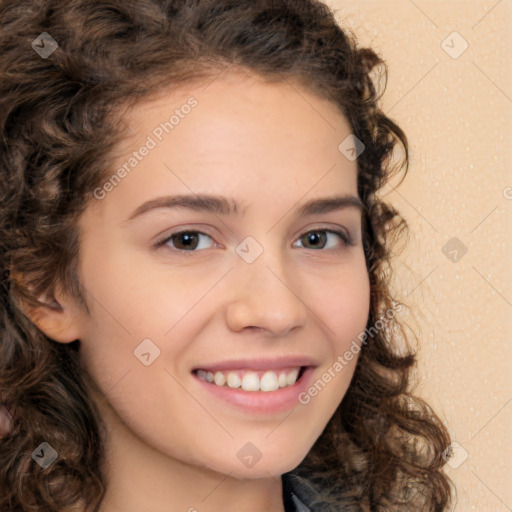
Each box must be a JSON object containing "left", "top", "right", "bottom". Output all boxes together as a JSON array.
[
  {"left": 118, "top": 69, "right": 352, "bottom": 154},
  {"left": 85, "top": 71, "right": 359, "bottom": 222}
]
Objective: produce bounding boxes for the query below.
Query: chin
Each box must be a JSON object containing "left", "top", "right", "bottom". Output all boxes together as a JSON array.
[{"left": 218, "top": 452, "right": 309, "bottom": 481}]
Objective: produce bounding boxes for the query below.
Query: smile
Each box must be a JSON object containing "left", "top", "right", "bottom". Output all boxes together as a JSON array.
[
  {"left": 191, "top": 363, "right": 315, "bottom": 414},
  {"left": 193, "top": 367, "right": 303, "bottom": 392}
]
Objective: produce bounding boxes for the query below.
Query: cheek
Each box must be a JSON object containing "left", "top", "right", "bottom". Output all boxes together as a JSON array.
[
  {"left": 76, "top": 252, "right": 216, "bottom": 403},
  {"left": 305, "top": 264, "right": 370, "bottom": 401},
  {"left": 315, "top": 264, "right": 371, "bottom": 344},
  {"left": 78, "top": 243, "right": 194, "bottom": 341}
]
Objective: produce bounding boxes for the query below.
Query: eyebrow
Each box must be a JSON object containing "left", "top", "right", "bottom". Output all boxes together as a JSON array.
[{"left": 122, "top": 193, "right": 366, "bottom": 224}]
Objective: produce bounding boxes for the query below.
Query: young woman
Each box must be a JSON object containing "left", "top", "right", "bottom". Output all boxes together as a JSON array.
[{"left": 0, "top": 1, "right": 453, "bottom": 510}]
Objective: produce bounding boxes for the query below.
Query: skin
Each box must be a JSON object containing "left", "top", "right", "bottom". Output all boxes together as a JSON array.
[{"left": 30, "top": 70, "right": 370, "bottom": 512}]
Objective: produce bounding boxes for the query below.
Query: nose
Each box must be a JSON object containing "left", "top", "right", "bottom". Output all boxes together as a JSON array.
[{"left": 224, "top": 248, "right": 308, "bottom": 337}]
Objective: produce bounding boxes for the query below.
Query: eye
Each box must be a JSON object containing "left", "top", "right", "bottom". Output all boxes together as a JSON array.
[
  {"left": 154, "top": 227, "right": 354, "bottom": 255},
  {"left": 154, "top": 231, "right": 215, "bottom": 252},
  {"left": 292, "top": 229, "right": 354, "bottom": 251}
]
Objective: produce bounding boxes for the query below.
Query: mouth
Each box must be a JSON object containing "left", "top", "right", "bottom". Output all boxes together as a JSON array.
[
  {"left": 192, "top": 366, "right": 307, "bottom": 392},
  {"left": 190, "top": 356, "right": 318, "bottom": 413},
  {"left": 191, "top": 363, "right": 315, "bottom": 414}
]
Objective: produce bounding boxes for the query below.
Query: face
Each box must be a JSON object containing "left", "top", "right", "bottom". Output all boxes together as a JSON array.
[{"left": 70, "top": 71, "right": 370, "bottom": 479}]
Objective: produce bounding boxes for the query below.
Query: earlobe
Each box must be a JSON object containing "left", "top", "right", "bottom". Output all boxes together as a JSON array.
[
  {"left": 26, "top": 292, "right": 83, "bottom": 344},
  {"left": 11, "top": 269, "right": 84, "bottom": 344}
]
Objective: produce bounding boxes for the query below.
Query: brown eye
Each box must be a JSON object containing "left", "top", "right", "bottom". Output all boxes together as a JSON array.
[
  {"left": 155, "top": 231, "right": 215, "bottom": 252},
  {"left": 301, "top": 231, "right": 327, "bottom": 249},
  {"left": 171, "top": 232, "right": 199, "bottom": 250},
  {"left": 294, "top": 229, "right": 352, "bottom": 250}
]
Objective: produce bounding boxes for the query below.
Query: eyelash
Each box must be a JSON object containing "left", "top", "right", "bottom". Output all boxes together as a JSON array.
[{"left": 154, "top": 227, "right": 354, "bottom": 255}]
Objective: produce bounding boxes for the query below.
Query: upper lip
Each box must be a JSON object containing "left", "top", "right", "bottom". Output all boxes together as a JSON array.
[{"left": 192, "top": 356, "right": 318, "bottom": 373}]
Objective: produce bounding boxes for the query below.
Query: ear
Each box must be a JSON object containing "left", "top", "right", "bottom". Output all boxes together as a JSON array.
[{"left": 24, "top": 288, "right": 84, "bottom": 344}]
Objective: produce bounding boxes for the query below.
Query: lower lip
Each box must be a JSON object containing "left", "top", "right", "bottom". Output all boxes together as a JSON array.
[{"left": 192, "top": 367, "right": 315, "bottom": 414}]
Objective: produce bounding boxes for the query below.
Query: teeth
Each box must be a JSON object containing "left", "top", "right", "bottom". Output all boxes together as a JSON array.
[
  {"left": 286, "top": 368, "right": 300, "bottom": 386},
  {"left": 214, "top": 371, "right": 226, "bottom": 386},
  {"left": 196, "top": 367, "right": 302, "bottom": 391},
  {"left": 260, "top": 371, "right": 279, "bottom": 392},
  {"left": 241, "top": 372, "right": 260, "bottom": 391},
  {"left": 227, "top": 372, "right": 242, "bottom": 389}
]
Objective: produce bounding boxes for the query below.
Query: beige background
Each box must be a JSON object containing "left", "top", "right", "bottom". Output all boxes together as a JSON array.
[{"left": 325, "top": 1, "right": 512, "bottom": 510}]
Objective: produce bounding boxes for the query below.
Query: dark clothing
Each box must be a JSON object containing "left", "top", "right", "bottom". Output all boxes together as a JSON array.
[{"left": 282, "top": 472, "right": 315, "bottom": 512}]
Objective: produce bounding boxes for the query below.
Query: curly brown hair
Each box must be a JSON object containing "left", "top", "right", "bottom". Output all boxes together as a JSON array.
[{"left": 0, "top": 0, "right": 454, "bottom": 510}]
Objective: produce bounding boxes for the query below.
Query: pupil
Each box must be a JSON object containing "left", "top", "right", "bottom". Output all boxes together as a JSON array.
[
  {"left": 177, "top": 233, "right": 197, "bottom": 249},
  {"left": 307, "top": 232, "right": 324, "bottom": 248}
]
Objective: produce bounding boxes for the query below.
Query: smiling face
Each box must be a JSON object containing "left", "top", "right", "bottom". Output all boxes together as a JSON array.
[{"left": 60, "top": 70, "right": 370, "bottom": 482}]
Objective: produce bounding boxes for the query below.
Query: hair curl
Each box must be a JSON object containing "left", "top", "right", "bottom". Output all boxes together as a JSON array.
[{"left": 0, "top": 0, "right": 453, "bottom": 510}]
